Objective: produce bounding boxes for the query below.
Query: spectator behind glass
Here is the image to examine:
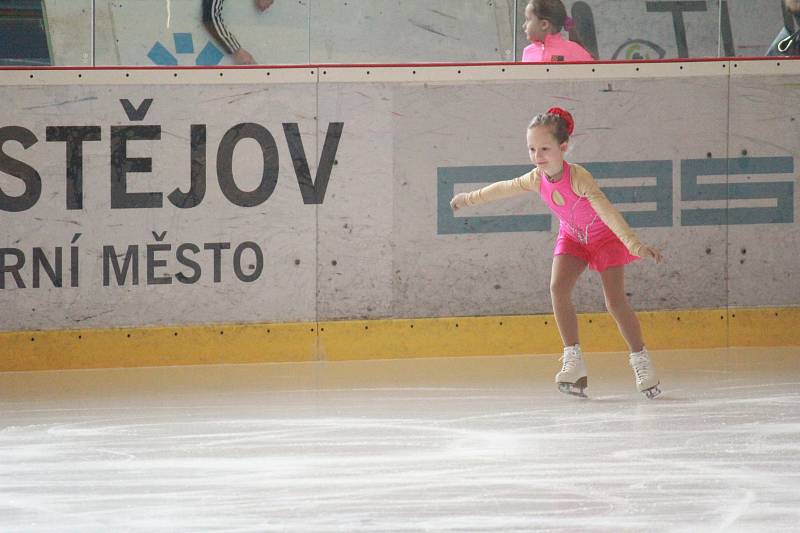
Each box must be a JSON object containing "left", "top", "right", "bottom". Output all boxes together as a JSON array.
[
  {"left": 521, "top": 0, "right": 593, "bottom": 62},
  {"left": 203, "top": 0, "right": 275, "bottom": 65},
  {"left": 767, "top": 0, "right": 800, "bottom": 55}
]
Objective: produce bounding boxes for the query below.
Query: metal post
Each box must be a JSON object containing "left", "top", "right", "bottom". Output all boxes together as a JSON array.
[
  {"left": 91, "top": 0, "right": 96, "bottom": 66},
  {"left": 513, "top": 0, "right": 518, "bottom": 62}
]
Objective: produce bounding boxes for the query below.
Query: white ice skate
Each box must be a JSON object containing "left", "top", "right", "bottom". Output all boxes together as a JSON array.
[
  {"left": 629, "top": 347, "right": 661, "bottom": 399},
  {"left": 556, "top": 344, "right": 588, "bottom": 398}
]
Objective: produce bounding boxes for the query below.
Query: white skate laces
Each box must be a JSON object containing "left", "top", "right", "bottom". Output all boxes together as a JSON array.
[
  {"left": 556, "top": 344, "right": 588, "bottom": 398},
  {"left": 629, "top": 348, "right": 661, "bottom": 399},
  {"left": 559, "top": 345, "right": 581, "bottom": 373}
]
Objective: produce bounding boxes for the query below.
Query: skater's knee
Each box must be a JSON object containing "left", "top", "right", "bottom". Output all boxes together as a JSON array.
[
  {"left": 550, "top": 278, "right": 574, "bottom": 300},
  {"left": 603, "top": 294, "right": 628, "bottom": 316},
  {"left": 601, "top": 271, "right": 629, "bottom": 312}
]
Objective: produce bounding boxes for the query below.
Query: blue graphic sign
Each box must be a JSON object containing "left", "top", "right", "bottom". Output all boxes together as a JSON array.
[
  {"left": 148, "top": 33, "right": 224, "bottom": 66},
  {"left": 438, "top": 157, "right": 795, "bottom": 235}
]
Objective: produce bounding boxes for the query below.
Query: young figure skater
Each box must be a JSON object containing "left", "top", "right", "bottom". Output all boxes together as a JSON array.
[
  {"left": 521, "top": 0, "right": 593, "bottom": 62},
  {"left": 450, "top": 108, "right": 663, "bottom": 399}
]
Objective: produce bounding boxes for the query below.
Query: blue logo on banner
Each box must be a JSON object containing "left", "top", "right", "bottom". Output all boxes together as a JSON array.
[
  {"left": 438, "top": 157, "right": 795, "bottom": 234},
  {"left": 148, "top": 33, "right": 224, "bottom": 66}
]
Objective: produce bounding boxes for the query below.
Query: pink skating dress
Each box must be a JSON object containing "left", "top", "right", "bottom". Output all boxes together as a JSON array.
[{"left": 538, "top": 161, "right": 638, "bottom": 272}]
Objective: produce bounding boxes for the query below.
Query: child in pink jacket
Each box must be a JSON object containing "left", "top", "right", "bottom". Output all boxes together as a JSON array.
[
  {"left": 450, "top": 108, "right": 663, "bottom": 399},
  {"left": 522, "top": 0, "right": 593, "bottom": 62}
]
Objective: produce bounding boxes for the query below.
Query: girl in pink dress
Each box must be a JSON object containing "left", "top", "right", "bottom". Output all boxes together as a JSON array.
[
  {"left": 450, "top": 108, "right": 663, "bottom": 399},
  {"left": 521, "top": 0, "right": 593, "bottom": 62}
]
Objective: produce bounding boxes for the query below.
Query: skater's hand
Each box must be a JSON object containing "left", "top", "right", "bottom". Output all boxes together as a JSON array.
[
  {"left": 450, "top": 192, "right": 469, "bottom": 211},
  {"left": 640, "top": 245, "right": 663, "bottom": 264}
]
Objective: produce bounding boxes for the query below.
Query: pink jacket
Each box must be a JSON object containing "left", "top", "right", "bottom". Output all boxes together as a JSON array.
[{"left": 522, "top": 33, "right": 593, "bottom": 63}]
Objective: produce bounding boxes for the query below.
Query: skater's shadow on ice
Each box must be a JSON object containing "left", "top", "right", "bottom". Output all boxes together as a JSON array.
[{"left": 588, "top": 394, "right": 687, "bottom": 403}]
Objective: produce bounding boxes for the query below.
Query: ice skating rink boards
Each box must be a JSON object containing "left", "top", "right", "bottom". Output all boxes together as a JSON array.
[
  {"left": 1, "top": 346, "right": 798, "bottom": 532},
  {"left": 2, "top": 307, "right": 799, "bottom": 371}
]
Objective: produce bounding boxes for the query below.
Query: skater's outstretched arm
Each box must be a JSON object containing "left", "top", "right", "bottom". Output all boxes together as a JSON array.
[
  {"left": 450, "top": 170, "right": 539, "bottom": 211},
  {"left": 570, "top": 164, "right": 663, "bottom": 263}
]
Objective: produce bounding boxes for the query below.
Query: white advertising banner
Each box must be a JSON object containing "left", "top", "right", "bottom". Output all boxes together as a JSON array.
[
  {"left": 1, "top": 63, "right": 798, "bottom": 331},
  {"left": 0, "top": 80, "right": 324, "bottom": 330}
]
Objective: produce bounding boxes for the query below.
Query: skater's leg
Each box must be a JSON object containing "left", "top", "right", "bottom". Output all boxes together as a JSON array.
[
  {"left": 550, "top": 254, "right": 587, "bottom": 347},
  {"left": 551, "top": 255, "right": 589, "bottom": 397},
  {"left": 600, "top": 266, "right": 661, "bottom": 398},
  {"left": 599, "top": 265, "right": 644, "bottom": 352}
]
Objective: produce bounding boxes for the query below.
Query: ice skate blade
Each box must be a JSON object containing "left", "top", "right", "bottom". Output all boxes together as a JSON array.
[
  {"left": 641, "top": 383, "right": 661, "bottom": 399},
  {"left": 558, "top": 378, "right": 588, "bottom": 399}
]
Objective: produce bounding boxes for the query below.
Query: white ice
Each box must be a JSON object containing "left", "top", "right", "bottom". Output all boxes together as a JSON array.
[{"left": 1, "top": 347, "right": 799, "bottom": 532}]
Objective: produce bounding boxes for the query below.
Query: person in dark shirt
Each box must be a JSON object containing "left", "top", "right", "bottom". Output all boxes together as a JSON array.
[
  {"left": 767, "top": 0, "right": 800, "bottom": 56},
  {"left": 203, "top": 0, "right": 275, "bottom": 64}
]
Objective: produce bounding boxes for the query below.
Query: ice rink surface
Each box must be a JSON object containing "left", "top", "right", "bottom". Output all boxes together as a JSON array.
[{"left": 1, "top": 347, "right": 799, "bottom": 532}]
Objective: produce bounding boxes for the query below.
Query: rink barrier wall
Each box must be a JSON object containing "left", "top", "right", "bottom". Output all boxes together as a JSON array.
[
  {"left": 2, "top": 56, "right": 796, "bottom": 85},
  {"left": 0, "top": 307, "right": 798, "bottom": 372},
  {"left": 1, "top": 59, "right": 799, "bottom": 370}
]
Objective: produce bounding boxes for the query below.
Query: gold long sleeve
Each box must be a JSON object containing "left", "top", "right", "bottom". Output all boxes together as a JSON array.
[
  {"left": 464, "top": 170, "right": 539, "bottom": 206},
  {"left": 570, "top": 164, "right": 644, "bottom": 256}
]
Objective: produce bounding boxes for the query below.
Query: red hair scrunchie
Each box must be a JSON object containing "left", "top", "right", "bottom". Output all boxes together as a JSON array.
[{"left": 546, "top": 107, "right": 575, "bottom": 135}]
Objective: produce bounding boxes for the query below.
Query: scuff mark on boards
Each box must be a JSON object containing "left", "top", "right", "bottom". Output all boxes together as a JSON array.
[
  {"left": 23, "top": 96, "right": 98, "bottom": 111},
  {"left": 409, "top": 20, "right": 452, "bottom": 39},
  {"left": 429, "top": 9, "right": 457, "bottom": 20}
]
